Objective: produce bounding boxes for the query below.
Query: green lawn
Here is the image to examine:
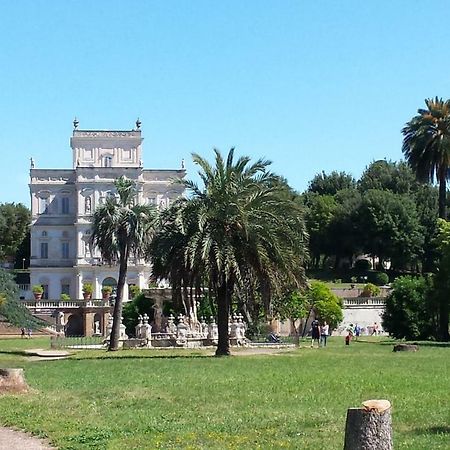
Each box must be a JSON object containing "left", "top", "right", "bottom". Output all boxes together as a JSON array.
[{"left": 0, "top": 337, "right": 449, "bottom": 449}]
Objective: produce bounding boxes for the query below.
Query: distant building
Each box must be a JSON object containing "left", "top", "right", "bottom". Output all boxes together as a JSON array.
[{"left": 28, "top": 124, "right": 185, "bottom": 300}]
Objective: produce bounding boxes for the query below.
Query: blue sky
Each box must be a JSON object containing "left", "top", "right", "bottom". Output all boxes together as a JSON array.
[{"left": 2, "top": 1, "right": 450, "bottom": 205}]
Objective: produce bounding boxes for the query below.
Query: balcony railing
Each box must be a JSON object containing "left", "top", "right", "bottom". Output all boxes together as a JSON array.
[
  {"left": 342, "top": 297, "right": 386, "bottom": 307},
  {"left": 23, "top": 299, "right": 111, "bottom": 309}
]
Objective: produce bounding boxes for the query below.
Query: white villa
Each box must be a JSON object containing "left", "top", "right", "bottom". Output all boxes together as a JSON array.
[{"left": 28, "top": 121, "right": 185, "bottom": 301}]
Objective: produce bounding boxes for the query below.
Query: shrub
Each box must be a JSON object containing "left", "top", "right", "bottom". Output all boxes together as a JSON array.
[
  {"left": 32, "top": 285, "right": 44, "bottom": 294},
  {"left": 82, "top": 283, "right": 93, "bottom": 294},
  {"left": 60, "top": 293, "right": 71, "bottom": 301},
  {"left": 129, "top": 285, "right": 140, "bottom": 298},
  {"left": 122, "top": 293, "right": 155, "bottom": 336},
  {"left": 101, "top": 286, "right": 113, "bottom": 294},
  {"left": 361, "top": 283, "right": 380, "bottom": 297},
  {"left": 354, "top": 259, "right": 371, "bottom": 271},
  {"left": 369, "top": 271, "right": 389, "bottom": 286}
]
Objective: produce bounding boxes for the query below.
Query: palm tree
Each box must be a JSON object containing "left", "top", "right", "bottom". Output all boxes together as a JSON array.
[
  {"left": 91, "top": 177, "right": 156, "bottom": 351},
  {"left": 151, "top": 149, "right": 308, "bottom": 356},
  {"left": 402, "top": 97, "right": 450, "bottom": 219}
]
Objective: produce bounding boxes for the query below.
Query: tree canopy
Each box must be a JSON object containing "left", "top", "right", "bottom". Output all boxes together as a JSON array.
[
  {"left": 91, "top": 176, "right": 156, "bottom": 351},
  {"left": 150, "top": 148, "right": 308, "bottom": 355},
  {"left": 0, "top": 203, "right": 30, "bottom": 262},
  {"left": 402, "top": 97, "right": 450, "bottom": 218}
]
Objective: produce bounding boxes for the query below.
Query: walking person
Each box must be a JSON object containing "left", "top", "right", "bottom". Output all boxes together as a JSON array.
[
  {"left": 320, "top": 321, "right": 329, "bottom": 347},
  {"left": 20, "top": 328, "right": 25, "bottom": 339},
  {"left": 371, "top": 322, "right": 379, "bottom": 336},
  {"left": 354, "top": 323, "right": 361, "bottom": 341},
  {"left": 310, "top": 318, "right": 320, "bottom": 348}
]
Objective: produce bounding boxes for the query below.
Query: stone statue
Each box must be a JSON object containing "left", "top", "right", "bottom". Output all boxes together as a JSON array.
[
  {"left": 85, "top": 196, "right": 91, "bottom": 213},
  {"left": 208, "top": 316, "right": 218, "bottom": 342},
  {"left": 166, "top": 314, "right": 176, "bottom": 335},
  {"left": 176, "top": 314, "right": 189, "bottom": 343},
  {"left": 30, "top": 157, "right": 35, "bottom": 169}
]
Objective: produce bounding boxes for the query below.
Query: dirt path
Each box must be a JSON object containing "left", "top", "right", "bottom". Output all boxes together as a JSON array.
[{"left": 0, "top": 427, "right": 55, "bottom": 449}]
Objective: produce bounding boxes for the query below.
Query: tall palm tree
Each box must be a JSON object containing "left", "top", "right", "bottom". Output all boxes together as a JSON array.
[
  {"left": 402, "top": 97, "right": 450, "bottom": 219},
  {"left": 91, "top": 177, "right": 156, "bottom": 351},
  {"left": 151, "top": 149, "right": 308, "bottom": 356}
]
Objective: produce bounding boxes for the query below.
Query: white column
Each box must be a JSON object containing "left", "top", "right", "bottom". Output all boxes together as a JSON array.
[{"left": 77, "top": 273, "right": 82, "bottom": 300}]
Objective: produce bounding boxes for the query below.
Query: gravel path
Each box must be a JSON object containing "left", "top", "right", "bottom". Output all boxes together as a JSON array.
[{"left": 0, "top": 427, "right": 55, "bottom": 449}]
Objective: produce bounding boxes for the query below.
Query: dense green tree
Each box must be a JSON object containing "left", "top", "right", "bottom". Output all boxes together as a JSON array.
[
  {"left": 272, "top": 290, "right": 308, "bottom": 336},
  {"left": 91, "top": 177, "right": 156, "bottom": 351},
  {"left": 402, "top": 97, "right": 450, "bottom": 218},
  {"left": 414, "top": 185, "right": 439, "bottom": 272},
  {"left": 0, "top": 269, "right": 42, "bottom": 329},
  {"left": 308, "top": 170, "right": 356, "bottom": 196},
  {"left": 358, "top": 160, "right": 418, "bottom": 195},
  {"left": 304, "top": 194, "right": 337, "bottom": 267},
  {"left": 307, "top": 281, "right": 343, "bottom": 328},
  {"left": 382, "top": 276, "right": 436, "bottom": 340},
  {"left": 0, "top": 203, "right": 30, "bottom": 262},
  {"left": 432, "top": 219, "right": 450, "bottom": 341},
  {"left": 150, "top": 149, "right": 308, "bottom": 356},
  {"left": 328, "top": 188, "right": 362, "bottom": 268},
  {"left": 357, "top": 190, "right": 424, "bottom": 270}
]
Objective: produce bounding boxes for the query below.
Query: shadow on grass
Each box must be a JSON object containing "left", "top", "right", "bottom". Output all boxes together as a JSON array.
[
  {"left": 354, "top": 339, "right": 394, "bottom": 345},
  {"left": 412, "top": 425, "right": 450, "bottom": 435},
  {"left": 70, "top": 353, "right": 216, "bottom": 361},
  {"left": 0, "top": 350, "right": 29, "bottom": 356}
]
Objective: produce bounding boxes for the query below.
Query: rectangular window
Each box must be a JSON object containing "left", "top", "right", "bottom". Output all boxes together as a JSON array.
[
  {"left": 61, "top": 284, "right": 70, "bottom": 295},
  {"left": 62, "top": 197, "right": 69, "bottom": 214},
  {"left": 42, "top": 285, "right": 49, "bottom": 300},
  {"left": 62, "top": 242, "right": 69, "bottom": 259},
  {"left": 40, "top": 242, "right": 48, "bottom": 259}
]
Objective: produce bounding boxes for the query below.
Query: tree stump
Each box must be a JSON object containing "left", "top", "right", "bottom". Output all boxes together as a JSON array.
[
  {"left": 393, "top": 343, "right": 418, "bottom": 352},
  {"left": 344, "top": 399, "right": 392, "bottom": 450},
  {"left": 0, "top": 368, "right": 28, "bottom": 393}
]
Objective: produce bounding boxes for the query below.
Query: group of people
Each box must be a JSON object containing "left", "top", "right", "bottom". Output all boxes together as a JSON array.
[
  {"left": 20, "top": 327, "right": 32, "bottom": 339},
  {"left": 345, "top": 322, "right": 380, "bottom": 345},
  {"left": 310, "top": 319, "right": 329, "bottom": 348}
]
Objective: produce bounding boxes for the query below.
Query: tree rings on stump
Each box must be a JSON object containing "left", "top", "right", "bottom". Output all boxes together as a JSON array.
[{"left": 0, "top": 368, "right": 28, "bottom": 393}]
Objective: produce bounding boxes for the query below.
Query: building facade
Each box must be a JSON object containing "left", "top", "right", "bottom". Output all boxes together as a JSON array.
[{"left": 28, "top": 125, "right": 185, "bottom": 301}]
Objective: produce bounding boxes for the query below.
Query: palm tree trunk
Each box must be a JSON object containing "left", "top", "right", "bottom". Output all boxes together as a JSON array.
[
  {"left": 109, "top": 245, "right": 129, "bottom": 351},
  {"left": 438, "top": 176, "right": 447, "bottom": 219},
  {"left": 215, "top": 281, "right": 230, "bottom": 356}
]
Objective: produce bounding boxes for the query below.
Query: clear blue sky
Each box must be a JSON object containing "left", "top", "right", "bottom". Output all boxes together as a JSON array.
[{"left": 2, "top": 1, "right": 450, "bottom": 205}]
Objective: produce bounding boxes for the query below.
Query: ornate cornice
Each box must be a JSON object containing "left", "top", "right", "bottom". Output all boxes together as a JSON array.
[{"left": 73, "top": 130, "right": 141, "bottom": 138}]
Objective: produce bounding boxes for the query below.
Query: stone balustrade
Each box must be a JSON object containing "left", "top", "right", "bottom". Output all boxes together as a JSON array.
[
  {"left": 342, "top": 297, "right": 386, "bottom": 307},
  {"left": 23, "top": 299, "right": 110, "bottom": 309}
]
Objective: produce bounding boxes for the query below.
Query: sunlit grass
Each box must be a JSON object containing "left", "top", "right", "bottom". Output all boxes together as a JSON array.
[{"left": 0, "top": 337, "right": 448, "bottom": 449}]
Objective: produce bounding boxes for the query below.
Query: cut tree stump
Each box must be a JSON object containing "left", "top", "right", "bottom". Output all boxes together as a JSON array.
[
  {"left": 344, "top": 399, "right": 392, "bottom": 450},
  {"left": 393, "top": 343, "right": 418, "bottom": 352},
  {"left": 0, "top": 368, "right": 28, "bottom": 393}
]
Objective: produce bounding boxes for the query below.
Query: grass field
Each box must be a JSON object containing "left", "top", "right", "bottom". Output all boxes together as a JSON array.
[{"left": 0, "top": 337, "right": 449, "bottom": 449}]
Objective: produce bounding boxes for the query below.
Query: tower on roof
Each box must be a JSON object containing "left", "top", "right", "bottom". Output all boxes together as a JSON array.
[{"left": 70, "top": 128, "right": 143, "bottom": 169}]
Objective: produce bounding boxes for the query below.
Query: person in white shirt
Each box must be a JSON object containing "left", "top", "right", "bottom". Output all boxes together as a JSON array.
[{"left": 320, "top": 321, "right": 329, "bottom": 347}]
